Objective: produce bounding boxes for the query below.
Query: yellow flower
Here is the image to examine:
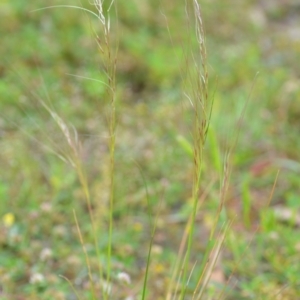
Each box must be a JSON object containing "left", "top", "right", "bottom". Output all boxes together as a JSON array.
[
  {"left": 153, "top": 263, "right": 166, "bottom": 274},
  {"left": 2, "top": 213, "right": 15, "bottom": 228},
  {"left": 133, "top": 222, "right": 143, "bottom": 232}
]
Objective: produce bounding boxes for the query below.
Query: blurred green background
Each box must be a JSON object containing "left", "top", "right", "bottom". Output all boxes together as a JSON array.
[{"left": 1, "top": 0, "right": 300, "bottom": 299}]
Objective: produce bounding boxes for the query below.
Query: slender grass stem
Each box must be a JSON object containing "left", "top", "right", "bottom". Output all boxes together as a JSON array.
[{"left": 73, "top": 210, "right": 97, "bottom": 300}]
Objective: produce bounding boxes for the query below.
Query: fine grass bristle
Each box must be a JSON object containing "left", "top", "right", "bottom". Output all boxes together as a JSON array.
[{"left": 3, "top": 0, "right": 296, "bottom": 299}]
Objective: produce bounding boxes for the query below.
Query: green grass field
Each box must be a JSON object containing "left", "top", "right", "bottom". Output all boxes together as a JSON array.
[{"left": 1, "top": 1, "right": 300, "bottom": 299}]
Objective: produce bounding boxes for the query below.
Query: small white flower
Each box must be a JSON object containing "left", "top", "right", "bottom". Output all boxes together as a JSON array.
[
  {"left": 100, "top": 280, "right": 112, "bottom": 295},
  {"left": 30, "top": 273, "right": 45, "bottom": 284},
  {"left": 40, "top": 202, "right": 52, "bottom": 212},
  {"left": 117, "top": 272, "right": 131, "bottom": 285},
  {"left": 269, "top": 231, "right": 279, "bottom": 240},
  {"left": 40, "top": 248, "right": 53, "bottom": 261}
]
